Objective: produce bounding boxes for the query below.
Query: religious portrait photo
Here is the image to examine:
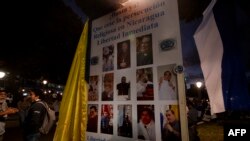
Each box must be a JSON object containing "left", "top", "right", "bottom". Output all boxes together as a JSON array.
[
  {"left": 136, "top": 67, "right": 154, "bottom": 100},
  {"left": 102, "top": 73, "right": 114, "bottom": 101},
  {"left": 157, "top": 64, "right": 178, "bottom": 100},
  {"left": 88, "top": 75, "right": 99, "bottom": 101},
  {"left": 116, "top": 75, "right": 131, "bottom": 101},
  {"left": 101, "top": 104, "right": 113, "bottom": 134},
  {"left": 136, "top": 34, "right": 153, "bottom": 66},
  {"left": 160, "top": 105, "right": 181, "bottom": 141},
  {"left": 117, "top": 105, "right": 133, "bottom": 138},
  {"left": 87, "top": 104, "right": 98, "bottom": 133},
  {"left": 117, "top": 40, "right": 131, "bottom": 69},
  {"left": 137, "top": 105, "right": 156, "bottom": 141},
  {"left": 103, "top": 45, "right": 114, "bottom": 72}
]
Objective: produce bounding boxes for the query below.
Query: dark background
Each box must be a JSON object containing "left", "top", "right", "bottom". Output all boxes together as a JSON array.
[{"left": 0, "top": 0, "right": 249, "bottom": 85}]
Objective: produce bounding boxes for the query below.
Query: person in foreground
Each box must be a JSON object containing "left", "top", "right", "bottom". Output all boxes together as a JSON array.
[
  {"left": 23, "top": 88, "right": 46, "bottom": 141},
  {"left": 0, "top": 107, "right": 19, "bottom": 141},
  {"left": 0, "top": 89, "right": 19, "bottom": 141}
]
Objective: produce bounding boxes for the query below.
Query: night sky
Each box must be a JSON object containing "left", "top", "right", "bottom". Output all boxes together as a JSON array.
[
  {"left": 1, "top": 0, "right": 85, "bottom": 84},
  {"left": 1, "top": 0, "right": 249, "bottom": 86}
]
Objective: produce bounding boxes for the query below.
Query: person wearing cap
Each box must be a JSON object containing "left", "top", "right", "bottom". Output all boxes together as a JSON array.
[
  {"left": 22, "top": 88, "right": 46, "bottom": 141},
  {"left": 0, "top": 89, "right": 19, "bottom": 141}
]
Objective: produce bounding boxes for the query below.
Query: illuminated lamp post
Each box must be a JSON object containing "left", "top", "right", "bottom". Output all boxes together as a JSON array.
[{"left": 196, "top": 81, "right": 203, "bottom": 101}]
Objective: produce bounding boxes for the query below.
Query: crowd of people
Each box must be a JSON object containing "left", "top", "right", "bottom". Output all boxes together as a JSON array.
[
  {"left": 0, "top": 86, "right": 210, "bottom": 141},
  {"left": 0, "top": 88, "right": 61, "bottom": 141}
]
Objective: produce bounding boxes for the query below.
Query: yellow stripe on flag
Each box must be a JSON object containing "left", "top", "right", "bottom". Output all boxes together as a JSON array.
[{"left": 53, "top": 20, "right": 89, "bottom": 141}]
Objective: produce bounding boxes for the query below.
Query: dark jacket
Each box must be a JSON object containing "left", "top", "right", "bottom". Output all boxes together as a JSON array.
[
  {"left": 23, "top": 100, "right": 46, "bottom": 134},
  {"left": 162, "top": 121, "right": 181, "bottom": 141},
  {"left": 116, "top": 82, "right": 130, "bottom": 95},
  {"left": 137, "top": 52, "right": 153, "bottom": 66}
]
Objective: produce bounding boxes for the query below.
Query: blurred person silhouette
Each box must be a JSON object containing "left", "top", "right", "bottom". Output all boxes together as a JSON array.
[
  {"left": 137, "top": 34, "right": 153, "bottom": 66},
  {"left": 187, "top": 100, "right": 200, "bottom": 141},
  {"left": 138, "top": 107, "right": 156, "bottom": 141},
  {"left": 162, "top": 109, "right": 181, "bottom": 141},
  {"left": 0, "top": 89, "right": 19, "bottom": 141},
  {"left": 17, "top": 96, "right": 31, "bottom": 127},
  {"left": 23, "top": 88, "right": 47, "bottom": 141},
  {"left": 0, "top": 91, "right": 8, "bottom": 119},
  {"left": 52, "top": 95, "right": 61, "bottom": 122}
]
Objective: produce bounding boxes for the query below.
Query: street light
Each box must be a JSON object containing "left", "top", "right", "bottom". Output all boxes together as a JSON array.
[
  {"left": 196, "top": 81, "right": 202, "bottom": 88},
  {"left": 42, "top": 80, "right": 48, "bottom": 85},
  {"left": 0, "top": 71, "right": 6, "bottom": 79},
  {"left": 196, "top": 81, "right": 203, "bottom": 100}
]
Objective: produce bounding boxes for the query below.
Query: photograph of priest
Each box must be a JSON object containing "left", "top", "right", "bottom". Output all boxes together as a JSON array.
[
  {"left": 136, "top": 34, "right": 153, "bottom": 66},
  {"left": 116, "top": 76, "right": 130, "bottom": 100},
  {"left": 117, "top": 40, "right": 131, "bottom": 69}
]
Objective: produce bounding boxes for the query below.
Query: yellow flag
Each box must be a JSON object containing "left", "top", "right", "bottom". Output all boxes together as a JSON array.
[{"left": 53, "top": 20, "right": 89, "bottom": 141}]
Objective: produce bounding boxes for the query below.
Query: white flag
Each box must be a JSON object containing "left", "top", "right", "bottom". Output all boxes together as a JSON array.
[{"left": 194, "top": 0, "right": 225, "bottom": 114}]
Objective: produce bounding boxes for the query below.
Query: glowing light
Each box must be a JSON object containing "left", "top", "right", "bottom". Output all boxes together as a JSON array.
[
  {"left": 42, "top": 80, "right": 48, "bottom": 85},
  {"left": 0, "top": 72, "right": 6, "bottom": 79},
  {"left": 196, "top": 81, "right": 203, "bottom": 88}
]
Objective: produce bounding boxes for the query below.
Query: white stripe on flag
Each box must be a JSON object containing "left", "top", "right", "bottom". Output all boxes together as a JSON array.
[{"left": 194, "top": 0, "right": 225, "bottom": 114}]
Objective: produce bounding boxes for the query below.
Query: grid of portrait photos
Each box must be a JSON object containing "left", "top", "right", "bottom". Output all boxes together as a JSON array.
[{"left": 87, "top": 33, "right": 181, "bottom": 140}]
